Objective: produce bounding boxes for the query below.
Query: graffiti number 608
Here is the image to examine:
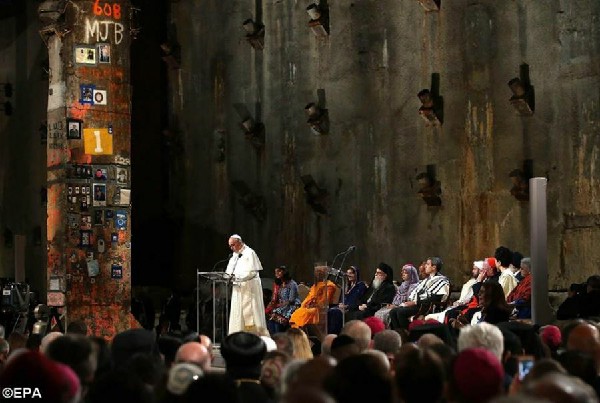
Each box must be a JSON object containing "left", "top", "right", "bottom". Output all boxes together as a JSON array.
[{"left": 93, "top": 0, "right": 121, "bottom": 20}]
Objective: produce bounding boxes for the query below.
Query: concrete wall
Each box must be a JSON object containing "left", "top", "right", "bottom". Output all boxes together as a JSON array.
[
  {"left": 167, "top": 0, "right": 600, "bottom": 288},
  {"left": 0, "top": 2, "right": 47, "bottom": 294},
  {"left": 1, "top": 0, "right": 598, "bottom": 295}
]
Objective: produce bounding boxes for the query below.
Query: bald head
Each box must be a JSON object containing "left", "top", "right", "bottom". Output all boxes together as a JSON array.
[
  {"left": 417, "top": 333, "right": 444, "bottom": 348},
  {"left": 199, "top": 335, "right": 213, "bottom": 355},
  {"left": 282, "top": 387, "right": 335, "bottom": 403},
  {"left": 175, "top": 342, "right": 211, "bottom": 371},
  {"left": 40, "top": 332, "right": 64, "bottom": 354},
  {"left": 524, "top": 372, "right": 598, "bottom": 403},
  {"left": 566, "top": 323, "right": 600, "bottom": 373},
  {"left": 321, "top": 334, "right": 337, "bottom": 356},
  {"left": 567, "top": 323, "right": 600, "bottom": 352},
  {"left": 341, "top": 320, "right": 372, "bottom": 352}
]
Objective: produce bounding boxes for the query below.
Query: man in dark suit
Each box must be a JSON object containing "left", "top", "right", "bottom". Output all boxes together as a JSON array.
[{"left": 345, "top": 262, "right": 396, "bottom": 321}]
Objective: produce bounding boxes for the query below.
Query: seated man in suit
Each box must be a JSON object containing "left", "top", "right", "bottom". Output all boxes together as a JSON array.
[
  {"left": 389, "top": 257, "right": 449, "bottom": 331},
  {"left": 345, "top": 263, "right": 396, "bottom": 321}
]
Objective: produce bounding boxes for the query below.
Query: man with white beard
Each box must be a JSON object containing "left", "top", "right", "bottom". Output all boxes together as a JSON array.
[{"left": 345, "top": 263, "right": 396, "bottom": 321}]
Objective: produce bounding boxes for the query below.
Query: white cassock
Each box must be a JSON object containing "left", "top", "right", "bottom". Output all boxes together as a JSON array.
[{"left": 225, "top": 244, "right": 267, "bottom": 334}]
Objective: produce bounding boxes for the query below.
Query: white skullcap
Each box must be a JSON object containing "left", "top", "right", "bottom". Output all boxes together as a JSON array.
[
  {"left": 167, "top": 362, "right": 203, "bottom": 395},
  {"left": 230, "top": 234, "right": 242, "bottom": 241},
  {"left": 261, "top": 335, "right": 278, "bottom": 352},
  {"left": 40, "top": 332, "right": 64, "bottom": 354},
  {"left": 473, "top": 261, "right": 484, "bottom": 270}
]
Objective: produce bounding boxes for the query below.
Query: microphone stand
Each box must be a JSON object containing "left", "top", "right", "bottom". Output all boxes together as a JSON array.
[
  {"left": 212, "top": 254, "right": 232, "bottom": 272},
  {"left": 338, "top": 248, "right": 354, "bottom": 276},
  {"left": 335, "top": 247, "right": 355, "bottom": 329},
  {"left": 329, "top": 251, "right": 345, "bottom": 277}
]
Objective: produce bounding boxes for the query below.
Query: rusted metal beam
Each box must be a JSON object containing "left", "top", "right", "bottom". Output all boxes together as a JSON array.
[{"left": 42, "top": 0, "right": 135, "bottom": 339}]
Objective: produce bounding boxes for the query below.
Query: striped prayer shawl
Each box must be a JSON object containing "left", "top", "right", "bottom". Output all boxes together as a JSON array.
[{"left": 408, "top": 274, "right": 450, "bottom": 302}]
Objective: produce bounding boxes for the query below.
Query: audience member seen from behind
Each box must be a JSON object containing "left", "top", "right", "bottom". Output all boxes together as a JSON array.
[
  {"left": 449, "top": 347, "right": 504, "bottom": 403},
  {"left": 395, "top": 347, "right": 446, "bottom": 403},
  {"left": 220, "top": 331, "right": 271, "bottom": 403},
  {"left": 325, "top": 353, "right": 394, "bottom": 403},
  {"left": 457, "top": 322, "right": 504, "bottom": 361},
  {"left": 340, "top": 320, "right": 372, "bottom": 352},
  {"left": 260, "top": 350, "right": 290, "bottom": 399},
  {"left": 45, "top": 333, "right": 98, "bottom": 399},
  {"left": 286, "top": 328, "right": 314, "bottom": 360}
]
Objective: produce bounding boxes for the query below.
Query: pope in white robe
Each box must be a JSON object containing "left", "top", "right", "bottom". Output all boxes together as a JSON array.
[{"left": 225, "top": 234, "right": 267, "bottom": 334}]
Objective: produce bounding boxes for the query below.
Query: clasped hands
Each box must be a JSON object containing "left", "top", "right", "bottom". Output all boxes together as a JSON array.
[{"left": 305, "top": 299, "right": 317, "bottom": 308}]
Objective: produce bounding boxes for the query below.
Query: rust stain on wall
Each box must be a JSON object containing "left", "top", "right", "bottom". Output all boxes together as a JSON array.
[{"left": 459, "top": 99, "right": 498, "bottom": 265}]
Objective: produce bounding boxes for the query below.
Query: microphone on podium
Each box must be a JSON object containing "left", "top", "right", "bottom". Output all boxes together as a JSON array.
[
  {"left": 212, "top": 253, "right": 233, "bottom": 271},
  {"left": 331, "top": 245, "right": 356, "bottom": 269},
  {"left": 330, "top": 245, "right": 357, "bottom": 277}
]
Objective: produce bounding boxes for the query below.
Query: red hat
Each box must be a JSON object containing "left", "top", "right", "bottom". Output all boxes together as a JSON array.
[
  {"left": 540, "top": 325, "right": 562, "bottom": 350},
  {"left": 363, "top": 316, "right": 385, "bottom": 336},
  {"left": 486, "top": 257, "right": 497, "bottom": 269},
  {"left": 453, "top": 348, "right": 504, "bottom": 403},
  {"left": 0, "top": 350, "right": 80, "bottom": 401}
]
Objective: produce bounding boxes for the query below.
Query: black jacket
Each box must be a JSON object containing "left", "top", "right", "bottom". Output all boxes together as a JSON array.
[{"left": 358, "top": 281, "right": 396, "bottom": 316}]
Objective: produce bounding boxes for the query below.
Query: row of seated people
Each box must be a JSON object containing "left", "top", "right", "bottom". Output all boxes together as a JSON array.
[
  {"left": 265, "top": 245, "right": 600, "bottom": 336},
  {"left": 286, "top": 256, "right": 455, "bottom": 334},
  {"left": 268, "top": 246, "right": 532, "bottom": 334}
]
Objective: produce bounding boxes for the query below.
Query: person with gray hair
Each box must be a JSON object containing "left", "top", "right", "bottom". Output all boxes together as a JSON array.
[
  {"left": 362, "top": 349, "right": 391, "bottom": 372},
  {"left": 373, "top": 330, "right": 402, "bottom": 356},
  {"left": 280, "top": 359, "right": 308, "bottom": 396},
  {"left": 340, "top": 320, "right": 372, "bottom": 352},
  {"left": 506, "top": 257, "right": 532, "bottom": 318},
  {"left": 272, "top": 332, "right": 294, "bottom": 357},
  {"left": 522, "top": 372, "right": 599, "bottom": 403},
  {"left": 321, "top": 334, "right": 337, "bottom": 356},
  {"left": 457, "top": 322, "right": 504, "bottom": 360}
]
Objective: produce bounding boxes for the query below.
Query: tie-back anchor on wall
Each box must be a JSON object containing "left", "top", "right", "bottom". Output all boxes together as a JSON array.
[
  {"left": 301, "top": 175, "right": 329, "bottom": 215},
  {"left": 418, "top": 73, "right": 443, "bottom": 127},
  {"left": 416, "top": 165, "right": 442, "bottom": 207},
  {"left": 508, "top": 64, "right": 535, "bottom": 116},
  {"left": 243, "top": 18, "right": 265, "bottom": 50},
  {"left": 234, "top": 103, "right": 265, "bottom": 150},
  {"left": 231, "top": 180, "right": 267, "bottom": 222},
  {"left": 509, "top": 159, "right": 534, "bottom": 202},
  {"left": 305, "top": 89, "right": 329, "bottom": 135},
  {"left": 418, "top": 0, "right": 441, "bottom": 12},
  {"left": 307, "top": 1, "right": 330, "bottom": 37}
]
